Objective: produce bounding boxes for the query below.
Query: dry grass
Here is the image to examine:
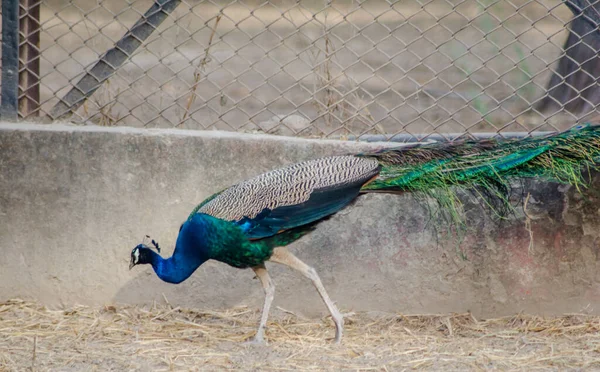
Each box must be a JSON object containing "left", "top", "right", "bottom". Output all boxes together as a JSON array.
[{"left": 2, "top": 299, "right": 600, "bottom": 371}]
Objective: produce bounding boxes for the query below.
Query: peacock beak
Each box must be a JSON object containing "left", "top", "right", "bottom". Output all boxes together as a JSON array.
[{"left": 129, "top": 260, "right": 135, "bottom": 270}]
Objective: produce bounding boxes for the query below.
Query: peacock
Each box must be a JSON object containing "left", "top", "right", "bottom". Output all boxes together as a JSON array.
[{"left": 129, "top": 124, "right": 600, "bottom": 344}]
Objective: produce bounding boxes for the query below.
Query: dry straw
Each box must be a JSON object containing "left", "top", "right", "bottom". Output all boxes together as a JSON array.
[{"left": 2, "top": 298, "right": 600, "bottom": 370}]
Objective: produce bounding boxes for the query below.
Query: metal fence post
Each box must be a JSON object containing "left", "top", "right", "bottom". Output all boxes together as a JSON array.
[{"left": 1, "top": 0, "right": 20, "bottom": 121}]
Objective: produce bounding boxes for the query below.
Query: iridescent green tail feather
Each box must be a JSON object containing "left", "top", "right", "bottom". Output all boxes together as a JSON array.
[{"left": 359, "top": 124, "right": 600, "bottom": 221}]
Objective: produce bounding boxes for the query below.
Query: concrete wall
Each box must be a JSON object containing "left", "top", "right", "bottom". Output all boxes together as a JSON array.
[{"left": 2, "top": 123, "right": 600, "bottom": 318}]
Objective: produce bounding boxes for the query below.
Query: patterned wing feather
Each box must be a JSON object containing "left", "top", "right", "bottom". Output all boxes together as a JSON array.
[
  {"left": 196, "top": 156, "right": 380, "bottom": 235},
  {"left": 237, "top": 180, "right": 369, "bottom": 239}
]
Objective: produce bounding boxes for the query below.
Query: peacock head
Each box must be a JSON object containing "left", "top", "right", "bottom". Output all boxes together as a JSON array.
[
  {"left": 129, "top": 244, "right": 149, "bottom": 270},
  {"left": 129, "top": 240, "right": 161, "bottom": 270}
]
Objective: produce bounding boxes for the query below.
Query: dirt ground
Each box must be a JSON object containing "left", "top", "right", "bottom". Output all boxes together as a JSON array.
[{"left": 2, "top": 299, "right": 600, "bottom": 371}]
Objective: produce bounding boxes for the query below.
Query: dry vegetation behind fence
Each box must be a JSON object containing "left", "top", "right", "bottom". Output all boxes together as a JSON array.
[
  {"left": 2, "top": 299, "right": 600, "bottom": 370},
  {"left": 19, "top": 0, "right": 595, "bottom": 139}
]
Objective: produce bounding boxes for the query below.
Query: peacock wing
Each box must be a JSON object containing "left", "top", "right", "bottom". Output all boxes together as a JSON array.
[
  {"left": 235, "top": 180, "right": 368, "bottom": 239},
  {"left": 195, "top": 155, "right": 381, "bottom": 239}
]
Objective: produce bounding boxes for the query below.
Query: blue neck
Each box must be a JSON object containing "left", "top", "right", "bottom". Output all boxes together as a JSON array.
[
  {"left": 147, "top": 215, "right": 214, "bottom": 284},
  {"left": 148, "top": 249, "right": 208, "bottom": 284}
]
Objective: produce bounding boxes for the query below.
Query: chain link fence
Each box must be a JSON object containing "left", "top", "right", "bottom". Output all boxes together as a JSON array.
[{"left": 3, "top": 0, "right": 600, "bottom": 140}]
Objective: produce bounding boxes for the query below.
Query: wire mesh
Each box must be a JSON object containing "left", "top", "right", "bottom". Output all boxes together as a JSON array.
[{"left": 12, "top": 0, "right": 600, "bottom": 139}]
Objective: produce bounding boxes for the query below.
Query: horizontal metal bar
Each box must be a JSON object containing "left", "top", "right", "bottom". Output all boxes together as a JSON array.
[{"left": 344, "top": 132, "right": 555, "bottom": 143}]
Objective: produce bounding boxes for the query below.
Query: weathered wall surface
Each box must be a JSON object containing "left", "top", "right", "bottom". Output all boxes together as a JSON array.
[{"left": 2, "top": 123, "right": 600, "bottom": 318}]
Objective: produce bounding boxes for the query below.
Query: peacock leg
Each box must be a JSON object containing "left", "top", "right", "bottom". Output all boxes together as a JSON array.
[
  {"left": 268, "top": 247, "right": 344, "bottom": 343},
  {"left": 250, "top": 263, "right": 275, "bottom": 344}
]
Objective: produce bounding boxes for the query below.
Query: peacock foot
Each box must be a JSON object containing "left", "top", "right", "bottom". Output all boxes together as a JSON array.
[{"left": 243, "top": 335, "right": 267, "bottom": 346}]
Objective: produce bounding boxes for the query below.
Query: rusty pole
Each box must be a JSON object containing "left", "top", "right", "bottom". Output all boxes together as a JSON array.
[{"left": 18, "top": 0, "right": 41, "bottom": 118}]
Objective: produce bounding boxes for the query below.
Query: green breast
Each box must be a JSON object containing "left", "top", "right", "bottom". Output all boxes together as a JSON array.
[
  {"left": 201, "top": 215, "right": 314, "bottom": 269},
  {"left": 210, "top": 238, "right": 274, "bottom": 269},
  {"left": 197, "top": 216, "right": 270, "bottom": 268}
]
